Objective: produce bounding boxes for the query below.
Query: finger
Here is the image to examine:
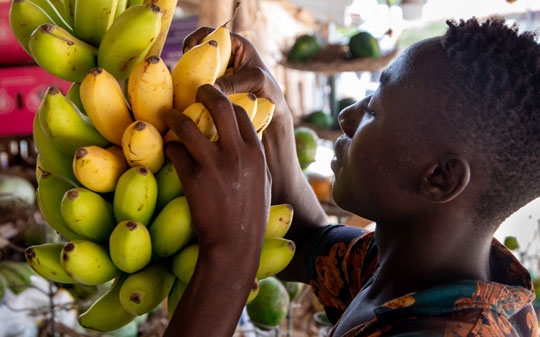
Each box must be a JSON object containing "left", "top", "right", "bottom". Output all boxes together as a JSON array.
[
  {"left": 182, "top": 26, "right": 215, "bottom": 52},
  {"left": 215, "top": 66, "right": 267, "bottom": 96},
  {"left": 232, "top": 104, "right": 260, "bottom": 145}
]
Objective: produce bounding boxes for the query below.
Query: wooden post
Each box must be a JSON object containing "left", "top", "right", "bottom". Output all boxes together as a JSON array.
[{"left": 198, "top": 0, "right": 235, "bottom": 27}]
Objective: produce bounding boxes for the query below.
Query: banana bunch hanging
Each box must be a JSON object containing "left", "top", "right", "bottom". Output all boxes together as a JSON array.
[{"left": 9, "top": 0, "right": 293, "bottom": 332}]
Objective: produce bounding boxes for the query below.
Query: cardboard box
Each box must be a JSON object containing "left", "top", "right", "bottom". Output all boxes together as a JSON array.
[
  {"left": 0, "top": 65, "right": 71, "bottom": 137},
  {"left": 0, "top": 1, "right": 35, "bottom": 66}
]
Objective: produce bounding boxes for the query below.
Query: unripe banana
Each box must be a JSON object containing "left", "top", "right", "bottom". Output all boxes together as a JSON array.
[
  {"left": 127, "top": 55, "right": 173, "bottom": 134},
  {"left": 66, "top": 82, "right": 86, "bottom": 115},
  {"left": 119, "top": 263, "right": 175, "bottom": 316},
  {"left": 171, "top": 243, "right": 198, "bottom": 284},
  {"left": 167, "top": 278, "right": 186, "bottom": 319},
  {"left": 265, "top": 204, "right": 294, "bottom": 239},
  {"left": 36, "top": 171, "right": 84, "bottom": 240},
  {"left": 73, "top": 0, "right": 119, "bottom": 47},
  {"left": 79, "top": 67, "right": 134, "bottom": 145},
  {"left": 113, "top": 166, "right": 158, "bottom": 225},
  {"left": 171, "top": 39, "right": 220, "bottom": 112},
  {"left": 228, "top": 92, "right": 258, "bottom": 120},
  {"left": 28, "top": 23, "right": 97, "bottom": 83},
  {"left": 148, "top": 196, "right": 194, "bottom": 258},
  {"left": 73, "top": 145, "right": 128, "bottom": 193},
  {"left": 78, "top": 275, "right": 137, "bottom": 332},
  {"left": 121, "top": 120, "right": 165, "bottom": 174},
  {"left": 253, "top": 97, "right": 276, "bottom": 136},
  {"left": 114, "top": 0, "right": 129, "bottom": 19},
  {"left": 37, "top": 86, "right": 109, "bottom": 156},
  {"left": 61, "top": 240, "right": 120, "bottom": 285},
  {"left": 8, "top": 0, "right": 56, "bottom": 54},
  {"left": 155, "top": 161, "right": 184, "bottom": 211},
  {"left": 256, "top": 238, "right": 296, "bottom": 280},
  {"left": 109, "top": 220, "right": 152, "bottom": 273},
  {"left": 201, "top": 25, "right": 231, "bottom": 79},
  {"left": 60, "top": 187, "right": 116, "bottom": 243},
  {"left": 25, "top": 243, "right": 76, "bottom": 283},
  {"left": 45, "top": 0, "right": 73, "bottom": 26},
  {"left": 0, "top": 262, "right": 35, "bottom": 294},
  {"left": 143, "top": 0, "right": 178, "bottom": 58},
  {"left": 98, "top": 3, "right": 163, "bottom": 80},
  {"left": 30, "top": 0, "right": 73, "bottom": 31}
]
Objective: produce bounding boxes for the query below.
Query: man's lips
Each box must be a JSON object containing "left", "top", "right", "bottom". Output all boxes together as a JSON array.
[{"left": 331, "top": 135, "right": 348, "bottom": 172}]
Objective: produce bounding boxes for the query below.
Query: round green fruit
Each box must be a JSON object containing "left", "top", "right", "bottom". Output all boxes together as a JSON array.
[
  {"left": 279, "top": 279, "right": 304, "bottom": 301},
  {"left": 503, "top": 236, "right": 519, "bottom": 251},
  {"left": 294, "top": 127, "right": 319, "bottom": 170},
  {"left": 302, "top": 110, "right": 334, "bottom": 129},
  {"left": 348, "top": 31, "right": 380, "bottom": 59},
  {"left": 246, "top": 276, "right": 290, "bottom": 329},
  {"left": 338, "top": 97, "right": 357, "bottom": 112},
  {"left": 287, "top": 34, "right": 322, "bottom": 63}
]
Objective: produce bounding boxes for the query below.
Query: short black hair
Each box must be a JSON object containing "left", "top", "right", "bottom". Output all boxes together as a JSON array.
[{"left": 440, "top": 16, "right": 540, "bottom": 224}]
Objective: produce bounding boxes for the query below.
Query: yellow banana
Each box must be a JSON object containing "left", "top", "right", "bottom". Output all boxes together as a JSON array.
[
  {"left": 25, "top": 243, "right": 76, "bottom": 284},
  {"left": 148, "top": 196, "right": 194, "bottom": 258},
  {"left": 171, "top": 243, "right": 198, "bottom": 284},
  {"left": 78, "top": 275, "right": 137, "bottom": 332},
  {"left": 33, "top": 114, "right": 78, "bottom": 183},
  {"left": 73, "top": 0, "right": 119, "bottom": 47},
  {"left": 97, "top": 3, "right": 163, "bottom": 80},
  {"left": 29, "top": 0, "right": 73, "bottom": 32},
  {"left": 9, "top": 0, "right": 56, "bottom": 54},
  {"left": 172, "top": 102, "right": 218, "bottom": 142},
  {"left": 119, "top": 263, "right": 175, "bottom": 315},
  {"left": 201, "top": 24, "right": 231, "bottom": 79},
  {"left": 252, "top": 97, "right": 276, "bottom": 137},
  {"left": 228, "top": 92, "right": 258, "bottom": 120},
  {"left": 37, "top": 86, "right": 109, "bottom": 156},
  {"left": 265, "top": 204, "right": 294, "bottom": 239},
  {"left": 155, "top": 160, "right": 184, "bottom": 211},
  {"left": 28, "top": 23, "right": 97, "bottom": 83},
  {"left": 256, "top": 238, "right": 296, "bottom": 280},
  {"left": 79, "top": 67, "right": 134, "bottom": 145},
  {"left": 60, "top": 187, "right": 116, "bottom": 243},
  {"left": 109, "top": 220, "right": 152, "bottom": 273},
  {"left": 113, "top": 166, "right": 158, "bottom": 225},
  {"left": 121, "top": 120, "right": 165, "bottom": 174},
  {"left": 246, "top": 278, "right": 260, "bottom": 304},
  {"left": 143, "top": 0, "right": 178, "bottom": 58},
  {"left": 127, "top": 55, "right": 173, "bottom": 134},
  {"left": 72, "top": 145, "right": 128, "bottom": 193},
  {"left": 167, "top": 278, "right": 186, "bottom": 319},
  {"left": 61, "top": 240, "right": 120, "bottom": 285},
  {"left": 36, "top": 171, "right": 84, "bottom": 240},
  {"left": 171, "top": 39, "right": 220, "bottom": 112}
]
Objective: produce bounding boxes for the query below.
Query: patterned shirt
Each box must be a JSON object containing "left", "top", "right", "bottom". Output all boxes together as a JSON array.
[{"left": 307, "top": 225, "right": 538, "bottom": 336}]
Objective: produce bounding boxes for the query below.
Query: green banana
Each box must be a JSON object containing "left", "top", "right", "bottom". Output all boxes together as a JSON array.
[
  {"left": 167, "top": 278, "right": 186, "bottom": 319},
  {"left": 113, "top": 166, "right": 158, "bottom": 226},
  {"left": 36, "top": 171, "right": 84, "bottom": 240},
  {"left": 33, "top": 114, "right": 78, "bottom": 183},
  {"left": 61, "top": 240, "right": 120, "bottom": 285},
  {"left": 37, "top": 86, "right": 109, "bottom": 156},
  {"left": 171, "top": 243, "right": 198, "bottom": 284},
  {"left": 9, "top": 0, "right": 56, "bottom": 54},
  {"left": 0, "top": 261, "right": 35, "bottom": 294},
  {"left": 60, "top": 187, "right": 116, "bottom": 243},
  {"left": 0, "top": 275, "right": 7, "bottom": 300},
  {"left": 97, "top": 3, "right": 162, "bottom": 80},
  {"left": 265, "top": 204, "right": 294, "bottom": 239},
  {"left": 28, "top": 23, "right": 97, "bottom": 83},
  {"left": 30, "top": 0, "right": 73, "bottom": 32},
  {"left": 109, "top": 220, "right": 152, "bottom": 273},
  {"left": 114, "top": 0, "right": 129, "bottom": 19},
  {"left": 155, "top": 161, "right": 184, "bottom": 211},
  {"left": 148, "top": 196, "right": 194, "bottom": 258},
  {"left": 66, "top": 81, "right": 86, "bottom": 115},
  {"left": 78, "top": 274, "right": 137, "bottom": 332},
  {"left": 256, "top": 238, "right": 296, "bottom": 280},
  {"left": 25, "top": 243, "right": 76, "bottom": 284},
  {"left": 47, "top": 0, "right": 73, "bottom": 26},
  {"left": 128, "top": 0, "right": 144, "bottom": 6},
  {"left": 119, "top": 263, "right": 175, "bottom": 316},
  {"left": 73, "top": 0, "right": 119, "bottom": 47}
]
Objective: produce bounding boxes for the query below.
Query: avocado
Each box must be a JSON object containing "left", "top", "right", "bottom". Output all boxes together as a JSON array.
[
  {"left": 287, "top": 34, "right": 322, "bottom": 63},
  {"left": 348, "top": 31, "right": 380, "bottom": 59}
]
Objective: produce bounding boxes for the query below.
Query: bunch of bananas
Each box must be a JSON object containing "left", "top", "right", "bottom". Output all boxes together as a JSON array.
[{"left": 10, "top": 0, "right": 293, "bottom": 332}]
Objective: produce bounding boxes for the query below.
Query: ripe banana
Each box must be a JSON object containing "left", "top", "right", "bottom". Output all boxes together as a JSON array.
[
  {"left": 148, "top": 196, "right": 194, "bottom": 258},
  {"left": 121, "top": 120, "right": 165, "bottom": 173},
  {"left": 113, "top": 166, "right": 158, "bottom": 225},
  {"left": 171, "top": 243, "right": 198, "bottom": 284},
  {"left": 30, "top": 0, "right": 73, "bottom": 32},
  {"left": 228, "top": 92, "right": 258, "bottom": 120},
  {"left": 119, "top": 263, "right": 175, "bottom": 315},
  {"left": 25, "top": 243, "right": 76, "bottom": 284},
  {"left": 78, "top": 275, "right": 137, "bottom": 332},
  {"left": 265, "top": 204, "right": 294, "bottom": 239},
  {"left": 155, "top": 161, "right": 184, "bottom": 211},
  {"left": 37, "top": 86, "right": 109, "bottom": 156},
  {"left": 201, "top": 24, "right": 231, "bottom": 79},
  {"left": 171, "top": 39, "right": 220, "bottom": 112},
  {"left": 109, "top": 220, "right": 152, "bottom": 273},
  {"left": 174, "top": 102, "right": 218, "bottom": 142},
  {"left": 60, "top": 187, "right": 116, "bottom": 243},
  {"left": 73, "top": 0, "right": 119, "bottom": 47},
  {"left": 72, "top": 145, "right": 128, "bottom": 193},
  {"left": 28, "top": 23, "right": 97, "bottom": 83},
  {"left": 167, "top": 278, "right": 186, "bottom": 319},
  {"left": 127, "top": 55, "right": 173, "bottom": 134},
  {"left": 253, "top": 97, "right": 276, "bottom": 137},
  {"left": 61, "top": 240, "right": 120, "bottom": 285},
  {"left": 97, "top": 3, "right": 163, "bottom": 80},
  {"left": 143, "top": 0, "right": 178, "bottom": 57},
  {"left": 246, "top": 278, "right": 260, "bottom": 304},
  {"left": 79, "top": 67, "right": 134, "bottom": 145},
  {"left": 256, "top": 238, "right": 296, "bottom": 280},
  {"left": 8, "top": 0, "right": 56, "bottom": 54},
  {"left": 36, "top": 171, "right": 84, "bottom": 240}
]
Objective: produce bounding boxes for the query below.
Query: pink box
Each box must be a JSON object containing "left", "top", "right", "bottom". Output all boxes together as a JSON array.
[
  {"left": 0, "top": 1, "right": 35, "bottom": 66},
  {"left": 0, "top": 65, "right": 71, "bottom": 136}
]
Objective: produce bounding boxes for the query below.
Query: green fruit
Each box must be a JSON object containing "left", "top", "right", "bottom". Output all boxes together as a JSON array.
[
  {"left": 246, "top": 276, "right": 290, "bottom": 329},
  {"left": 503, "top": 236, "right": 519, "bottom": 251},
  {"left": 348, "top": 31, "right": 380, "bottom": 59},
  {"left": 338, "top": 97, "right": 357, "bottom": 112},
  {"left": 302, "top": 111, "right": 334, "bottom": 129},
  {"left": 287, "top": 34, "right": 322, "bottom": 63},
  {"left": 279, "top": 279, "right": 303, "bottom": 301},
  {"left": 294, "top": 127, "right": 319, "bottom": 170}
]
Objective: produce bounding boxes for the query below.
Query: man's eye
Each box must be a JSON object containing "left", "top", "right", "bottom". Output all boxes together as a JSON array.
[{"left": 365, "top": 109, "right": 376, "bottom": 116}]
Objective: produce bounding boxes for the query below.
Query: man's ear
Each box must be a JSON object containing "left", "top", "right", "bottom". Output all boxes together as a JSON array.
[{"left": 420, "top": 153, "right": 471, "bottom": 203}]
